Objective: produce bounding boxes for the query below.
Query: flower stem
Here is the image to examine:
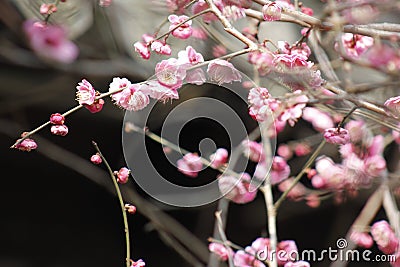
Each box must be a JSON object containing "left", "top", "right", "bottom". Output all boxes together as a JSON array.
[
  {"left": 92, "top": 141, "right": 131, "bottom": 267},
  {"left": 274, "top": 140, "right": 326, "bottom": 210}
]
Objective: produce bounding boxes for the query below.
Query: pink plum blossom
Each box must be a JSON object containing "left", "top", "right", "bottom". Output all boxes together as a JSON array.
[
  {"left": 84, "top": 99, "right": 104, "bottom": 113},
  {"left": 168, "top": 14, "right": 193, "bottom": 39},
  {"left": 212, "top": 45, "right": 227, "bottom": 58},
  {"left": 177, "top": 153, "right": 203, "bottom": 177},
  {"left": 293, "top": 143, "right": 311, "bottom": 157},
  {"left": 270, "top": 156, "right": 291, "bottom": 184},
  {"left": 350, "top": 231, "right": 373, "bottom": 249},
  {"left": 277, "top": 240, "right": 298, "bottom": 266},
  {"left": 76, "top": 79, "right": 96, "bottom": 105},
  {"left": 108, "top": 77, "right": 131, "bottom": 103},
  {"left": 254, "top": 156, "right": 290, "bottom": 185},
  {"left": 241, "top": 140, "right": 265, "bottom": 162},
  {"left": 177, "top": 46, "right": 204, "bottom": 66},
  {"left": 222, "top": 5, "right": 246, "bottom": 21},
  {"left": 279, "top": 91, "right": 308, "bottom": 127},
  {"left": 23, "top": 20, "right": 78, "bottom": 64},
  {"left": 192, "top": 0, "right": 219, "bottom": 23},
  {"left": 99, "top": 0, "right": 112, "bottom": 7},
  {"left": 302, "top": 107, "right": 334, "bottom": 131},
  {"left": 113, "top": 84, "right": 149, "bottom": 111},
  {"left": 248, "top": 87, "right": 280, "bottom": 122},
  {"left": 366, "top": 44, "right": 397, "bottom": 68},
  {"left": 277, "top": 144, "right": 293, "bottom": 160},
  {"left": 166, "top": 0, "right": 192, "bottom": 14},
  {"left": 140, "top": 80, "right": 179, "bottom": 102},
  {"left": 155, "top": 58, "right": 186, "bottom": 90},
  {"left": 50, "top": 125, "right": 68, "bottom": 136},
  {"left": 125, "top": 204, "right": 137, "bottom": 214},
  {"left": 371, "top": 220, "right": 399, "bottom": 255},
  {"left": 50, "top": 113, "right": 65, "bottom": 125},
  {"left": 90, "top": 154, "right": 102, "bottom": 165},
  {"left": 209, "top": 148, "right": 229, "bottom": 169},
  {"left": 384, "top": 96, "right": 400, "bottom": 117},
  {"left": 40, "top": 4, "right": 57, "bottom": 15},
  {"left": 338, "top": 33, "right": 374, "bottom": 58},
  {"left": 150, "top": 41, "right": 172, "bottom": 55},
  {"left": 15, "top": 138, "right": 38, "bottom": 152},
  {"left": 262, "top": 2, "right": 282, "bottom": 21},
  {"left": 278, "top": 178, "right": 306, "bottom": 200},
  {"left": 218, "top": 173, "right": 257, "bottom": 204},
  {"left": 115, "top": 167, "right": 130, "bottom": 184},
  {"left": 208, "top": 242, "right": 233, "bottom": 261},
  {"left": 248, "top": 51, "right": 275, "bottom": 76},
  {"left": 207, "top": 59, "right": 242, "bottom": 85},
  {"left": 191, "top": 27, "right": 208, "bottom": 39},
  {"left": 134, "top": 41, "right": 151, "bottom": 60},
  {"left": 185, "top": 68, "right": 206, "bottom": 85},
  {"left": 131, "top": 259, "right": 145, "bottom": 267},
  {"left": 324, "top": 128, "right": 350, "bottom": 145}
]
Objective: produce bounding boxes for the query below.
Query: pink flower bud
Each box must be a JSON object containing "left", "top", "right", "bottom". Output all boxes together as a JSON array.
[
  {"left": 134, "top": 42, "right": 150, "bottom": 60},
  {"left": 212, "top": 45, "right": 227, "bottom": 58},
  {"left": 305, "top": 194, "right": 320, "bottom": 208},
  {"left": 209, "top": 148, "right": 229, "bottom": 169},
  {"left": 116, "top": 167, "right": 130, "bottom": 184},
  {"left": 168, "top": 15, "right": 193, "bottom": 39},
  {"left": 90, "top": 153, "right": 102, "bottom": 165},
  {"left": 51, "top": 125, "right": 69, "bottom": 136},
  {"left": 208, "top": 242, "right": 233, "bottom": 261},
  {"left": 384, "top": 96, "right": 400, "bottom": 117},
  {"left": 84, "top": 99, "right": 105, "bottom": 113},
  {"left": 242, "top": 140, "right": 265, "bottom": 162},
  {"left": 150, "top": 41, "right": 172, "bottom": 55},
  {"left": 99, "top": 0, "right": 112, "bottom": 7},
  {"left": 50, "top": 113, "right": 65, "bottom": 125},
  {"left": 324, "top": 128, "right": 350, "bottom": 145},
  {"left": 125, "top": 204, "right": 137, "bottom": 214},
  {"left": 371, "top": 220, "right": 399, "bottom": 255},
  {"left": 350, "top": 231, "right": 373, "bottom": 249},
  {"left": 15, "top": 138, "right": 38, "bottom": 152},
  {"left": 277, "top": 144, "right": 293, "bottom": 160},
  {"left": 131, "top": 259, "right": 145, "bottom": 267},
  {"left": 294, "top": 143, "right": 311, "bottom": 157},
  {"left": 262, "top": 2, "right": 282, "bottom": 21},
  {"left": 40, "top": 4, "right": 57, "bottom": 15}
]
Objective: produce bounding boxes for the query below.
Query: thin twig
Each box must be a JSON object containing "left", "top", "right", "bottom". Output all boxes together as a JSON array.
[{"left": 92, "top": 141, "right": 131, "bottom": 267}]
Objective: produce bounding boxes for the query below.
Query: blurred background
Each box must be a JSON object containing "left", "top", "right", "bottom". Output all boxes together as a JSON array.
[{"left": 0, "top": 0, "right": 398, "bottom": 267}]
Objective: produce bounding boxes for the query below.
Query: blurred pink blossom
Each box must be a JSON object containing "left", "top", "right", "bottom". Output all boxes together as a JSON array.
[
  {"left": 218, "top": 173, "right": 257, "bottom": 204},
  {"left": 209, "top": 148, "right": 229, "bottom": 169},
  {"left": 350, "top": 231, "right": 373, "bottom": 249},
  {"left": 177, "top": 153, "right": 203, "bottom": 177},
  {"left": 324, "top": 127, "right": 350, "bottom": 145},
  {"left": 23, "top": 20, "right": 78, "bottom": 64},
  {"left": 371, "top": 220, "right": 399, "bottom": 255}
]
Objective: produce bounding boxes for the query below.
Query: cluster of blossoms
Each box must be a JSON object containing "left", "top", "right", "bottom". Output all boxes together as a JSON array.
[
  {"left": 209, "top": 237, "right": 309, "bottom": 267},
  {"left": 351, "top": 220, "right": 400, "bottom": 266},
  {"left": 311, "top": 120, "right": 387, "bottom": 194}
]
